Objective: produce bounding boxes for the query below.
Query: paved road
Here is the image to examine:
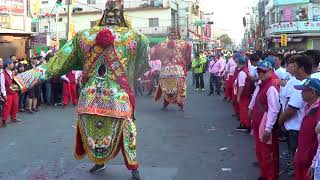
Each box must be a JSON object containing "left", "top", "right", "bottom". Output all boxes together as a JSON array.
[{"left": 0, "top": 74, "right": 291, "bottom": 180}]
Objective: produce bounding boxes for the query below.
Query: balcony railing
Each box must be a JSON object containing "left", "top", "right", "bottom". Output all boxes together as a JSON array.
[
  {"left": 124, "top": 0, "right": 170, "bottom": 9},
  {"left": 265, "top": 21, "right": 320, "bottom": 36},
  {"left": 135, "top": 26, "right": 170, "bottom": 35}
]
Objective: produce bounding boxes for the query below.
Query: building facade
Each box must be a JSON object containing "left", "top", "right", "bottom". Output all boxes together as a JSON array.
[
  {"left": 34, "top": 0, "right": 210, "bottom": 52},
  {"left": 0, "top": 0, "right": 32, "bottom": 59},
  {"left": 252, "top": 0, "right": 320, "bottom": 50}
]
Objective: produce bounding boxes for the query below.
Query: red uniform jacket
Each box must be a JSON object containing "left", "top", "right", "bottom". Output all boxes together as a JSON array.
[{"left": 295, "top": 102, "right": 320, "bottom": 166}]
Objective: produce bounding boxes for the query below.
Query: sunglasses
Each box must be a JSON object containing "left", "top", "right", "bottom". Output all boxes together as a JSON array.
[{"left": 257, "top": 69, "right": 268, "bottom": 74}]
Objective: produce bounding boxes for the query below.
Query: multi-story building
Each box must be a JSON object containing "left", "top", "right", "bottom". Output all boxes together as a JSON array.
[
  {"left": 0, "top": 0, "right": 32, "bottom": 59},
  {"left": 255, "top": 0, "right": 320, "bottom": 50},
  {"left": 34, "top": 0, "right": 209, "bottom": 52}
]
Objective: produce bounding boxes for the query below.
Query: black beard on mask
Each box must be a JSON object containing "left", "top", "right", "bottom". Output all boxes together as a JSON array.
[{"left": 100, "top": 1, "right": 126, "bottom": 27}]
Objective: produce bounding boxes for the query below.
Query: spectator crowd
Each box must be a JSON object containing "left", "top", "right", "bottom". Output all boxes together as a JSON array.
[
  {"left": 0, "top": 53, "right": 82, "bottom": 128},
  {"left": 191, "top": 49, "right": 320, "bottom": 180}
]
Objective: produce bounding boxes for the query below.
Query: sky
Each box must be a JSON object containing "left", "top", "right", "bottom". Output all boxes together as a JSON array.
[{"left": 200, "top": 0, "right": 254, "bottom": 44}]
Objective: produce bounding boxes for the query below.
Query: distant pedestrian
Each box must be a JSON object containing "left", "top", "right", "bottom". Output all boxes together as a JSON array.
[{"left": 192, "top": 52, "right": 206, "bottom": 91}]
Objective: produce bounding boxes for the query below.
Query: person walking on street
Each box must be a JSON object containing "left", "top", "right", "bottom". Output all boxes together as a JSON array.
[
  {"left": 208, "top": 53, "right": 225, "bottom": 96},
  {"left": 192, "top": 52, "right": 206, "bottom": 91}
]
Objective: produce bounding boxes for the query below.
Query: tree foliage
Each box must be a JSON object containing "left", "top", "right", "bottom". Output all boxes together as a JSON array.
[{"left": 218, "top": 34, "right": 233, "bottom": 45}]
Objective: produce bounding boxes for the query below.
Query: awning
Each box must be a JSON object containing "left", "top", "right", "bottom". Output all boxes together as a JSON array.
[
  {"left": 148, "top": 36, "right": 167, "bottom": 43},
  {"left": 0, "top": 28, "right": 33, "bottom": 36}
]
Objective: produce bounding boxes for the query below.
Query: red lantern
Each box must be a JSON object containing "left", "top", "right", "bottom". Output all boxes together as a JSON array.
[{"left": 45, "top": 12, "right": 49, "bottom": 17}]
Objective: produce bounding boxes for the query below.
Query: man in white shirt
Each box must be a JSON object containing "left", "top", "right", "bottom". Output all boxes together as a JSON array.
[
  {"left": 306, "top": 50, "right": 320, "bottom": 79},
  {"left": 279, "top": 55, "right": 313, "bottom": 167}
]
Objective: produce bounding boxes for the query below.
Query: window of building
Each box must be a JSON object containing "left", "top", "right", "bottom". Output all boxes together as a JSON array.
[
  {"left": 90, "top": 21, "right": 97, "bottom": 28},
  {"left": 58, "top": 17, "right": 63, "bottom": 22},
  {"left": 31, "top": 26, "right": 37, "bottom": 32},
  {"left": 42, "top": 0, "right": 49, "bottom": 4},
  {"left": 44, "top": 25, "right": 48, "bottom": 29},
  {"left": 87, "top": 0, "right": 96, "bottom": 4},
  {"left": 149, "top": 18, "right": 159, "bottom": 27},
  {"left": 31, "top": 23, "right": 37, "bottom": 32}
]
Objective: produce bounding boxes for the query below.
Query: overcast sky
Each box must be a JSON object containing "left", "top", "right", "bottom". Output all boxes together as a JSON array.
[{"left": 200, "top": 0, "right": 254, "bottom": 44}]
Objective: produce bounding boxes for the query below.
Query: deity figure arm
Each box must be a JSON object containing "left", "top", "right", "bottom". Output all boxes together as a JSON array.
[
  {"left": 133, "top": 34, "right": 150, "bottom": 82},
  {"left": 14, "top": 33, "right": 84, "bottom": 92}
]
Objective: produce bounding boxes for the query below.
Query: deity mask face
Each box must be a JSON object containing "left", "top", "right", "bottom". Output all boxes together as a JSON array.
[
  {"left": 168, "top": 29, "right": 179, "bottom": 40},
  {"left": 101, "top": 1, "right": 126, "bottom": 26}
]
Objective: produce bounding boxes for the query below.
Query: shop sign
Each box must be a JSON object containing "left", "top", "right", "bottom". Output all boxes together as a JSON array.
[
  {"left": 30, "top": 34, "right": 49, "bottom": 47},
  {"left": 0, "top": 0, "right": 24, "bottom": 15},
  {"left": 0, "top": 15, "right": 11, "bottom": 28}
]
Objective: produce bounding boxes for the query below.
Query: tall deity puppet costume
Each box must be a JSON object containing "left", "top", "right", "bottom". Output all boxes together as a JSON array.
[
  {"left": 151, "top": 29, "right": 192, "bottom": 110},
  {"left": 12, "top": 0, "right": 149, "bottom": 179}
]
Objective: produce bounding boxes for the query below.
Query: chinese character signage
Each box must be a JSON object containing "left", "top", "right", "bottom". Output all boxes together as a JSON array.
[
  {"left": 313, "top": 7, "right": 320, "bottom": 21},
  {"left": 30, "top": 35, "right": 49, "bottom": 47},
  {"left": 281, "top": 34, "right": 288, "bottom": 46},
  {"left": 0, "top": 0, "right": 24, "bottom": 15},
  {"left": 29, "top": 0, "right": 39, "bottom": 18}
]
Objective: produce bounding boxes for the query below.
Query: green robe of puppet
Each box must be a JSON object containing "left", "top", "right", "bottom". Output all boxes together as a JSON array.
[{"left": 14, "top": 25, "right": 149, "bottom": 168}]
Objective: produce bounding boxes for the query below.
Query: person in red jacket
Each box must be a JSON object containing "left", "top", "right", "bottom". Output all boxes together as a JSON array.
[
  {"left": 61, "top": 70, "right": 77, "bottom": 107},
  {"left": 249, "top": 60, "right": 281, "bottom": 180},
  {"left": 235, "top": 53, "right": 252, "bottom": 133},
  {"left": 0, "top": 59, "right": 20, "bottom": 127},
  {"left": 293, "top": 78, "right": 320, "bottom": 180}
]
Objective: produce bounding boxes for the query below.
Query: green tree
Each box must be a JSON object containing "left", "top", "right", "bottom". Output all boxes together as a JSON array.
[{"left": 217, "top": 34, "right": 233, "bottom": 46}]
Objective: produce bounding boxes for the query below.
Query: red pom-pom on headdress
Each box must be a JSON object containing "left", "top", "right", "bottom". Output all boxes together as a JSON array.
[{"left": 96, "top": 29, "right": 115, "bottom": 48}]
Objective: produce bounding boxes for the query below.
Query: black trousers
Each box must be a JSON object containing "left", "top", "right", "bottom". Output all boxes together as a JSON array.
[
  {"left": 194, "top": 73, "right": 204, "bottom": 89},
  {"left": 52, "top": 82, "right": 62, "bottom": 104},
  {"left": 286, "top": 130, "right": 299, "bottom": 162},
  {"left": 209, "top": 74, "right": 222, "bottom": 95}
]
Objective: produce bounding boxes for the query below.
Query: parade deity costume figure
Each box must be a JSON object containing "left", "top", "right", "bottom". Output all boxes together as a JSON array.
[
  {"left": 151, "top": 29, "right": 192, "bottom": 110},
  {"left": 12, "top": 0, "right": 149, "bottom": 178}
]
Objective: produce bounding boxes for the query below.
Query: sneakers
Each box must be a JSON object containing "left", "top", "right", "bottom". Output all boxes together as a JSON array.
[
  {"left": 19, "top": 108, "right": 25, "bottom": 112},
  {"left": 89, "top": 164, "right": 105, "bottom": 174},
  {"left": 27, "top": 109, "right": 34, "bottom": 114},
  {"left": 11, "top": 119, "right": 21, "bottom": 123},
  {"left": 196, "top": 88, "right": 199, "bottom": 91},
  {"left": 208, "top": 92, "right": 213, "bottom": 96},
  {"left": 201, "top": 88, "right": 205, "bottom": 91},
  {"left": 132, "top": 170, "right": 141, "bottom": 180},
  {"left": 1, "top": 121, "right": 6, "bottom": 128},
  {"left": 235, "top": 125, "right": 247, "bottom": 131}
]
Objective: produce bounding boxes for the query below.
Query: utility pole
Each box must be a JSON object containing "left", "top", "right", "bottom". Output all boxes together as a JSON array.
[{"left": 56, "top": 8, "right": 59, "bottom": 43}]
